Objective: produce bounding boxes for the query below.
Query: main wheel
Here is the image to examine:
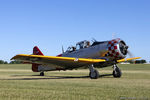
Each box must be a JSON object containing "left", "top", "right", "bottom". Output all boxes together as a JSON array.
[
  {"left": 113, "top": 67, "right": 122, "bottom": 78},
  {"left": 40, "top": 72, "right": 44, "bottom": 76},
  {"left": 89, "top": 69, "right": 99, "bottom": 79}
]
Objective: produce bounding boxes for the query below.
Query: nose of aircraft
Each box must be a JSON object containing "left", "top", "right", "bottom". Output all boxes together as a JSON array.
[
  {"left": 119, "top": 41, "right": 128, "bottom": 56},
  {"left": 107, "top": 38, "right": 128, "bottom": 59}
]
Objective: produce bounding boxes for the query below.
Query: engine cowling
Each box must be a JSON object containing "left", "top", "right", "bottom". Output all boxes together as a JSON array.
[{"left": 107, "top": 38, "right": 128, "bottom": 60}]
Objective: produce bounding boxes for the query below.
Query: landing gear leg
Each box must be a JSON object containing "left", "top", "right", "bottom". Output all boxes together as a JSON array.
[
  {"left": 40, "top": 72, "right": 44, "bottom": 76},
  {"left": 89, "top": 64, "right": 99, "bottom": 79},
  {"left": 113, "top": 64, "right": 122, "bottom": 78}
]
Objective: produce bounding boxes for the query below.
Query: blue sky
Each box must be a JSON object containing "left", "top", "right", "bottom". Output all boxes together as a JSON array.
[{"left": 0, "top": 0, "right": 150, "bottom": 62}]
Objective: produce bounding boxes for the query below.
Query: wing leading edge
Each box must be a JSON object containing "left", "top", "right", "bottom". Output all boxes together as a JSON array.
[
  {"left": 11, "top": 54, "right": 106, "bottom": 67},
  {"left": 11, "top": 54, "right": 141, "bottom": 69},
  {"left": 117, "top": 57, "right": 141, "bottom": 63}
]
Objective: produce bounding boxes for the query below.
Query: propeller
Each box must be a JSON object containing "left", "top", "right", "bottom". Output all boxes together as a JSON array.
[
  {"left": 127, "top": 50, "right": 134, "bottom": 58},
  {"left": 119, "top": 40, "right": 136, "bottom": 63},
  {"left": 119, "top": 41, "right": 135, "bottom": 62},
  {"left": 127, "top": 50, "right": 136, "bottom": 63}
]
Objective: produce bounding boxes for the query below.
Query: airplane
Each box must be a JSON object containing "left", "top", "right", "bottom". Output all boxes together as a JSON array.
[{"left": 11, "top": 38, "right": 140, "bottom": 79}]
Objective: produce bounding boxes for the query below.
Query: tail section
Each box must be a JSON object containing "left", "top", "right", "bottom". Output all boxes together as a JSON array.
[
  {"left": 32, "top": 63, "right": 39, "bottom": 72},
  {"left": 33, "top": 46, "right": 44, "bottom": 55},
  {"left": 32, "top": 46, "right": 44, "bottom": 72}
]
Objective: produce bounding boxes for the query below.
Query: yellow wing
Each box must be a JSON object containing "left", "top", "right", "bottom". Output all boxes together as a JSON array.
[
  {"left": 11, "top": 54, "right": 141, "bottom": 68},
  {"left": 117, "top": 57, "right": 141, "bottom": 63},
  {"left": 11, "top": 54, "right": 106, "bottom": 68}
]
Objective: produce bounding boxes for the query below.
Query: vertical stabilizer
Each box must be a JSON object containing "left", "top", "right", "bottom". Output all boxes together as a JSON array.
[
  {"left": 32, "top": 46, "right": 44, "bottom": 72},
  {"left": 33, "top": 46, "right": 44, "bottom": 55}
]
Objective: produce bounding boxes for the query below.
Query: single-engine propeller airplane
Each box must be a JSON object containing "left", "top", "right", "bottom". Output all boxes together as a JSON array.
[{"left": 11, "top": 38, "right": 140, "bottom": 79}]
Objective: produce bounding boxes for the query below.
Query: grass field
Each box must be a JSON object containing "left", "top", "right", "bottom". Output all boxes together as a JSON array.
[{"left": 0, "top": 64, "right": 150, "bottom": 100}]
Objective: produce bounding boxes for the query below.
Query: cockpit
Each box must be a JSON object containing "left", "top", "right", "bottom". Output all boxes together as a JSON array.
[
  {"left": 76, "top": 40, "right": 90, "bottom": 50},
  {"left": 66, "top": 40, "right": 91, "bottom": 52},
  {"left": 66, "top": 46, "right": 76, "bottom": 52}
]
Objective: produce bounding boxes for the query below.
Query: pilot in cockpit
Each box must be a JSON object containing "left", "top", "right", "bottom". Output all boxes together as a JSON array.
[{"left": 85, "top": 41, "right": 90, "bottom": 48}]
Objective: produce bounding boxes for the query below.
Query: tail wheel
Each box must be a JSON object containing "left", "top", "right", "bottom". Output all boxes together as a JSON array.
[
  {"left": 113, "top": 66, "right": 122, "bottom": 78},
  {"left": 40, "top": 72, "right": 44, "bottom": 76},
  {"left": 89, "top": 69, "right": 99, "bottom": 79}
]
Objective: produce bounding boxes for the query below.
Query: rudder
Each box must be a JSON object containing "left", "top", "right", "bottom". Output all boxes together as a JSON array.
[
  {"left": 32, "top": 46, "right": 44, "bottom": 72},
  {"left": 33, "top": 46, "right": 44, "bottom": 55}
]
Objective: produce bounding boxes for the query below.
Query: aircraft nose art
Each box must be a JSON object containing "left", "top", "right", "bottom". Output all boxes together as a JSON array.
[{"left": 107, "top": 38, "right": 127, "bottom": 60}]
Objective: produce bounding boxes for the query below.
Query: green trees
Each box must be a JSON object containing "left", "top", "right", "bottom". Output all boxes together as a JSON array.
[
  {"left": 0, "top": 60, "right": 22, "bottom": 64},
  {"left": 0, "top": 60, "right": 8, "bottom": 64},
  {"left": 126, "top": 59, "right": 147, "bottom": 64},
  {"left": 9, "top": 60, "right": 22, "bottom": 64},
  {"left": 135, "top": 60, "right": 147, "bottom": 64}
]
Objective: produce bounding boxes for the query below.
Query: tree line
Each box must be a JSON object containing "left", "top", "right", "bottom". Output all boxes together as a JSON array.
[
  {"left": 0, "top": 60, "right": 22, "bottom": 64},
  {"left": 135, "top": 59, "right": 147, "bottom": 64},
  {"left": 123, "top": 59, "right": 147, "bottom": 64}
]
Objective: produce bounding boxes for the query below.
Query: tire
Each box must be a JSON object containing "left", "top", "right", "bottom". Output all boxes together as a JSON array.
[
  {"left": 113, "top": 67, "right": 122, "bottom": 78},
  {"left": 89, "top": 69, "right": 99, "bottom": 79},
  {"left": 40, "top": 72, "right": 44, "bottom": 76}
]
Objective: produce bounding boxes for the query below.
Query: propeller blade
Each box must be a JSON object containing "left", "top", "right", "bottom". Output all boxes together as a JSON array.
[
  {"left": 127, "top": 50, "right": 134, "bottom": 58},
  {"left": 127, "top": 50, "right": 136, "bottom": 63}
]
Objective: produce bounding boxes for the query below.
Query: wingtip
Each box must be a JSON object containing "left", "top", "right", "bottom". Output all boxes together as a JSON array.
[
  {"left": 117, "top": 57, "right": 141, "bottom": 63},
  {"left": 10, "top": 55, "right": 17, "bottom": 60},
  {"left": 10, "top": 54, "right": 24, "bottom": 60}
]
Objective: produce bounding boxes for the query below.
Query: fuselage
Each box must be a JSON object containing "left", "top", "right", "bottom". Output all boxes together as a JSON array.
[
  {"left": 36, "top": 38, "right": 129, "bottom": 72},
  {"left": 61, "top": 38, "right": 128, "bottom": 62},
  {"left": 62, "top": 42, "right": 108, "bottom": 59}
]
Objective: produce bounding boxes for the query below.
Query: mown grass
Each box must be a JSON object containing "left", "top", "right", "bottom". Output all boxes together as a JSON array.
[{"left": 0, "top": 64, "right": 150, "bottom": 100}]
